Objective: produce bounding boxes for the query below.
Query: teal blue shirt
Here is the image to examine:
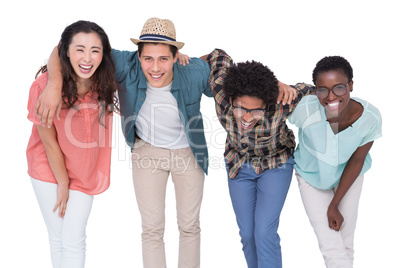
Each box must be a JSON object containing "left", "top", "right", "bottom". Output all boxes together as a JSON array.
[
  {"left": 112, "top": 49, "right": 212, "bottom": 174},
  {"left": 288, "top": 95, "right": 382, "bottom": 190}
]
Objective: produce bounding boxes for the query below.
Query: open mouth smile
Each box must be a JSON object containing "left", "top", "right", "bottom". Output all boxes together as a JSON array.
[
  {"left": 326, "top": 100, "right": 341, "bottom": 110},
  {"left": 240, "top": 120, "right": 254, "bottom": 129},
  {"left": 79, "top": 64, "right": 93, "bottom": 73},
  {"left": 150, "top": 73, "right": 164, "bottom": 80}
]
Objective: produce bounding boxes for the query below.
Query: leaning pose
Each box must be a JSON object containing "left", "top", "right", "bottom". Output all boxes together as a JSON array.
[
  {"left": 204, "top": 49, "right": 314, "bottom": 268},
  {"left": 288, "top": 56, "right": 382, "bottom": 268},
  {"left": 26, "top": 20, "right": 117, "bottom": 268}
]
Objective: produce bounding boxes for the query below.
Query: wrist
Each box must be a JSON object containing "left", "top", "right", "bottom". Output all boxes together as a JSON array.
[
  {"left": 329, "top": 200, "right": 340, "bottom": 208},
  {"left": 47, "top": 79, "right": 62, "bottom": 89},
  {"left": 57, "top": 179, "right": 69, "bottom": 187}
]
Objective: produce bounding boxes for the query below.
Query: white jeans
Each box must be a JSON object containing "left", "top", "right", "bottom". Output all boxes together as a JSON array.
[
  {"left": 296, "top": 173, "right": 364, "bottom": 268},
  {"left": 31, "top": 178, "right": 94, "bottom": 268}
]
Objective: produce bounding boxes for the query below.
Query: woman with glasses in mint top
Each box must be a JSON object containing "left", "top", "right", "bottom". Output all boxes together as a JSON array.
[
  {"left": 204, "top": 49, "right": 315, "bottom": 268},
  {"left": 288, "top": 56, "right": 382, "bottom": 268}
]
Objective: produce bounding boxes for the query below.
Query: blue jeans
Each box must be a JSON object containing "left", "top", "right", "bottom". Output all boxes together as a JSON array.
[{"left": 227, "top": 157, "right": 294, "bottom": 268}]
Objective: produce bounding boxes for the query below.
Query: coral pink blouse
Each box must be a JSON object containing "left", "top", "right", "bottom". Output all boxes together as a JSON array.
[{"left": 26, "top": 72, "right": 113, "bottom": 195}]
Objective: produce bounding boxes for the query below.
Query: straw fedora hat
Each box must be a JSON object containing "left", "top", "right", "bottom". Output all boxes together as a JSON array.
[{"left": 131, "top": 17, "right": 184, "bottom": 49}]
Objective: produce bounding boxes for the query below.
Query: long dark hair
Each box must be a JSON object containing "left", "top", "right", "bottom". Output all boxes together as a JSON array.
[{"left": 36, "top": 20, "right": 118, "bottom": 122}]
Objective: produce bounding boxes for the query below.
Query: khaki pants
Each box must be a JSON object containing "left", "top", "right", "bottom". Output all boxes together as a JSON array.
[{"left": 131, "top": 140, "right": 205, "bottom": 268}]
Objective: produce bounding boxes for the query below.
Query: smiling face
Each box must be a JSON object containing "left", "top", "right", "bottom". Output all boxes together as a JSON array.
[
  {"left": 315, "top": 69, "right": 353, "bottom": 117},
  {"left": 138, "top": 43, "right": 178, "bottom": 88},
  {"left": 232, "top": 95, "right": 266, "bottom": 132},
  {"left": 67, "top": 32, "right": 103, "bottom": 83}
]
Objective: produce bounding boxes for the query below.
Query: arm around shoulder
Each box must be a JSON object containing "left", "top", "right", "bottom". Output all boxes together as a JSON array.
[{"left": 34, "top": 46, "right": 63, "bottom": 128}]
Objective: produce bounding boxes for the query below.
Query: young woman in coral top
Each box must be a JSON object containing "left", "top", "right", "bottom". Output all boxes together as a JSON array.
[{"left": 26, "top": 20, "right": 118, "bottom": 268}]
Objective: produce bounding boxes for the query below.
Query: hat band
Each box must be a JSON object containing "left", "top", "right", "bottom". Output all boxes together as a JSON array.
[{"left": 139, "top": 34, "right": 176, "bottom": 42}]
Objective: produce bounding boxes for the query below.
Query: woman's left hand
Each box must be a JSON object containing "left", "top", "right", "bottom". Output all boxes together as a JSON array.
[
  {"left": 54, "top": 183, "right": 69, "bottom": 218},
  {"left": 178, "top": 52, "right": 190, "bottom": 66},
  {"left": 327, "top": 204, "right": 344, "bottom": 231}
]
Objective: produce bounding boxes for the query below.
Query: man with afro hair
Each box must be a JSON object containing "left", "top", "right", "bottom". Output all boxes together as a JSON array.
[
  {"left": 223, "top": 60, "right": 280, "bottom": 106},
  {"left": 203, "top": 49, "right": 315, "bottom": 268}
]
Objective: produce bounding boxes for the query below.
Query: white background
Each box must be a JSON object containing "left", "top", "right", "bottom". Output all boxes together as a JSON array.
[{"left": 1, "top": 0, "right": 400, "bottom": 267}]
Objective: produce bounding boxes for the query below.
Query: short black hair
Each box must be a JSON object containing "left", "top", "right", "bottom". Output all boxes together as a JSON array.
[
  {"left": 312, "top": 56, "right": 353, "bottom": 84},
  {"left": 223, "top": 61, "right": 279, "bottom": 105},
  {"left": 137, "top": 42, "right": 178, "bottom": 57}
]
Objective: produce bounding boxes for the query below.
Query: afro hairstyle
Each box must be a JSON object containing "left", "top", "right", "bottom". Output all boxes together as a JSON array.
[{"left": 223, "top": 60, "right": 279, "bottom": 105}]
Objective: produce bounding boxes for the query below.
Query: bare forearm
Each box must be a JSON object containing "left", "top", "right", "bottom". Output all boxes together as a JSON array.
[
  {"left": 35, "top": 46, "right": 64, "bottom": 127},
  {"left": 45, "top": 145, "right": 69, "bottom": 186},
  {"left": 199, "top": 54, "right": 208, "bottom": 62},
  {"left": 331, "top": 142, "right": 374, "bottom": 207},
  {"left": 37, "top": 126, "right": 69, "bottom": 186},
  {"left": 47, "top": 46, "right": 63, "bottom": 90},
  {"left": 330, "top": 161, "right": 363, "bottom": 207}
]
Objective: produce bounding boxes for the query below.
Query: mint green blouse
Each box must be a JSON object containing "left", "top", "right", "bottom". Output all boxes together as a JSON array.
[{"left": 288, "top": 95, "right": 382, "bottom": 190}]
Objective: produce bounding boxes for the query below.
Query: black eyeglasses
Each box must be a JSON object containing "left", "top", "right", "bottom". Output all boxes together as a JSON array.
[
  {"left": 232, "top": 105, "right": 266, "bottom": 119},
  {"left": 316, "top": 83, "right": 349, "bottom": 99}
]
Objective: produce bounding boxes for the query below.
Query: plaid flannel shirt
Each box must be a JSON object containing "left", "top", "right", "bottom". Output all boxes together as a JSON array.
[{"left": 206, "top": 49, "right": 315, "bottom": 178}]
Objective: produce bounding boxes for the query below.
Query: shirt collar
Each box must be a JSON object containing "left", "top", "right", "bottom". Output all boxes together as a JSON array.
[
  {"left": 171, "top": 63, "right": 179, "bottom": 91},
  {"left": 139, "top": 67, "right": 147, "bottom": 89}
]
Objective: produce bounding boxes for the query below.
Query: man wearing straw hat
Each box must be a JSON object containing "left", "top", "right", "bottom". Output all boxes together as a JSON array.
[{"left": 35, "top": 17, "right": 212, "bottom": 268}]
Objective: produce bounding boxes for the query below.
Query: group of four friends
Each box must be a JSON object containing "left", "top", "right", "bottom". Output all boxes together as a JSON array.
[{"left": 27, "top": 17, "right": 382, "bottom": 268}]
